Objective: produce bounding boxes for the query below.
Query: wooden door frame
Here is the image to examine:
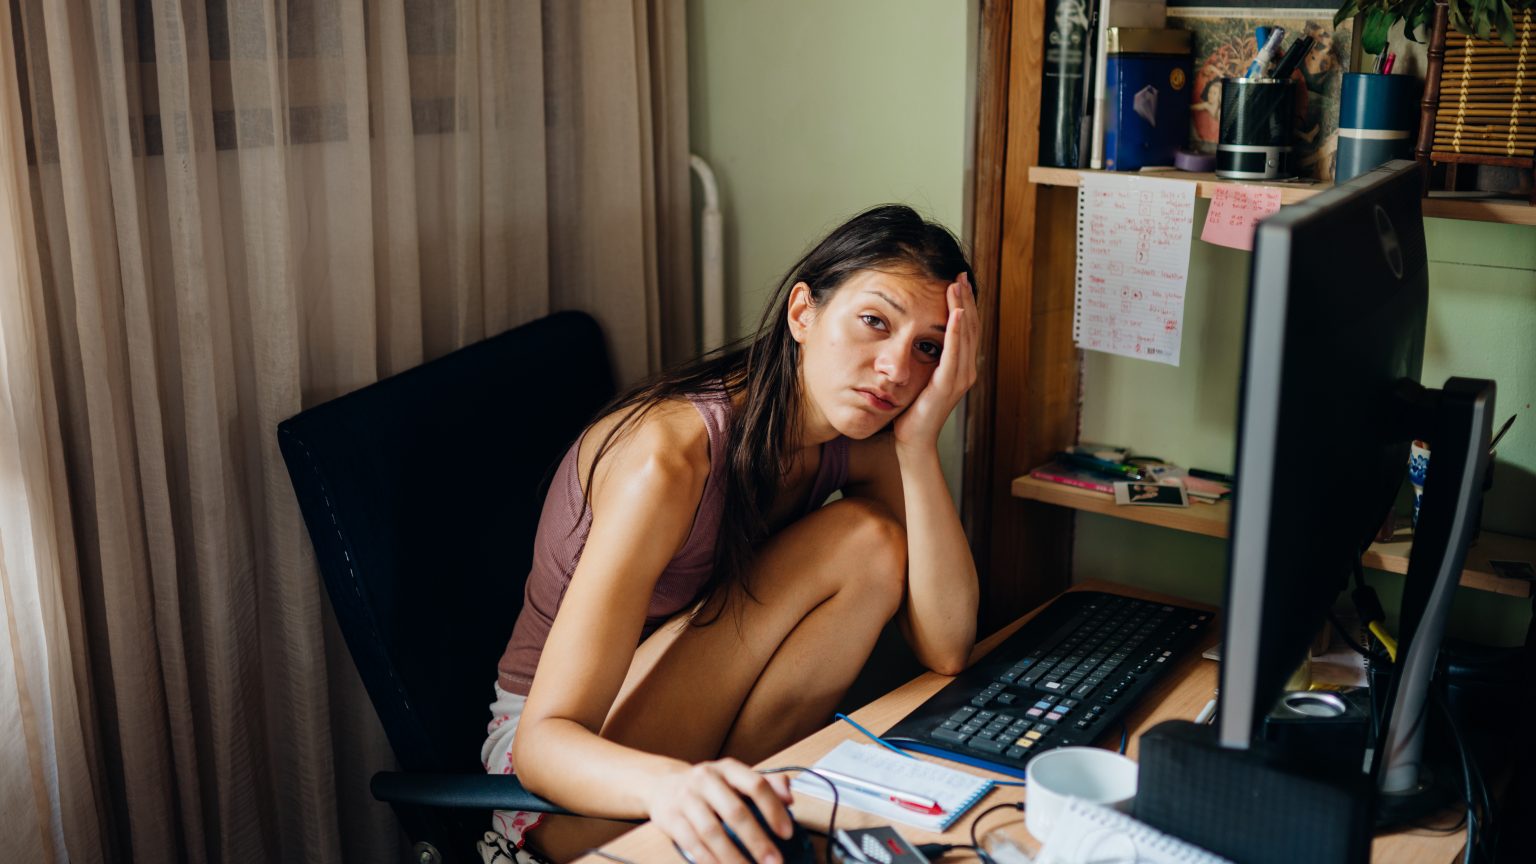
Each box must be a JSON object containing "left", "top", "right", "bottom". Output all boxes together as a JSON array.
[{"left": 963, "top": 0, "right": 1083, "bottom": 632}]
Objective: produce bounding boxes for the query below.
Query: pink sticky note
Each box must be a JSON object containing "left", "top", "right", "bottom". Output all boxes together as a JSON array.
[{"left": 1200, "top": 184, "right": 1283, "bottom": 251}]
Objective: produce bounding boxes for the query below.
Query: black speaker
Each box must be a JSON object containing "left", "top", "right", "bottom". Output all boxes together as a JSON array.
[
  {"left": 1135, "top": 720, "right": 1373, "bottom": 864},
  {"left": 1261, "top": 689, "right": 1372, "bottom": 770}
]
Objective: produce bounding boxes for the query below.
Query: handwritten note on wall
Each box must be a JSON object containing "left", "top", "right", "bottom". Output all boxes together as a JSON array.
[
  {"left": 1200, "top": 184, "right": 1284, "bottom": 251},
  {"left": 1074, "top": 174, "right": 1196, "bottom": 366}
]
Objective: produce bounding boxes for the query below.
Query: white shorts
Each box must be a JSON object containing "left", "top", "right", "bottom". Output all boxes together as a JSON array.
[{"left": 477, "top": 683, "right": 552, "bottom": 862}]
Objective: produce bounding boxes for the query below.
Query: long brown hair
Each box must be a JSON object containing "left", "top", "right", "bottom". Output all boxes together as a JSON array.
[{"left": 583, "top": 204, "right": 975, "bottom": 623}]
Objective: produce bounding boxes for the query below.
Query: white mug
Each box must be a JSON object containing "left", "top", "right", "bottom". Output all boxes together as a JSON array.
[{"left": 1024, "top": 747, "right": 1139, "bottom": 842}]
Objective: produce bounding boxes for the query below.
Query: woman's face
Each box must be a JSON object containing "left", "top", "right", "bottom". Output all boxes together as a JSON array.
[{"left": 788, "top": 267, "right": 952, "bottom": 442}]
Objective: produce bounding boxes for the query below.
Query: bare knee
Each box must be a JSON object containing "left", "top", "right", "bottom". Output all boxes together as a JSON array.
[{"left": 821, "top": 498, "right": 906, "bottom": 616}]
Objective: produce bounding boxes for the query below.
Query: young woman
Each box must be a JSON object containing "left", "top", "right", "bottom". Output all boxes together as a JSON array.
[{"left": 478, "top": 205, "right": 981, "bottom": 864}]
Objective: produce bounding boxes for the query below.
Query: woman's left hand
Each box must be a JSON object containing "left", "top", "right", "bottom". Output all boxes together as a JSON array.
[{"left": 892, "top": 272, "right": 978, "bottom": 451}]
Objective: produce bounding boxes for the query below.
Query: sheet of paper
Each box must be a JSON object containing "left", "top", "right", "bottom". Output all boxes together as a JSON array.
[
  {"left": 1200, "top": 183, "right": 1284, "bottom": 251},
  {"left": 1074, "top": 173, "right": 1196, "bottom": 366}
]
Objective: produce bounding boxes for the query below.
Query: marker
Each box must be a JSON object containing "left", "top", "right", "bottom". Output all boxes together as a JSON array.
[
  {"left": 1244, "top": 27, "right": 1286, "bottom": 78},
  {"left": 1188, "top": 467, "right": 1234, "bottom": 484},
  {"left": 1271, "top": 35, "right": 1314, "bottom": 82},
  {"left": 811, "top": 768, "right": 944, "bottom": 815},
  {"left": 1060, "top": 452, "right": 1146, "bottom": 481}
]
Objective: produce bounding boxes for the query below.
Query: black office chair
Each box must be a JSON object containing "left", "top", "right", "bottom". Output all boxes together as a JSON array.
[{"left": 278, "top": 311, "right": 614, "bottom": 864}]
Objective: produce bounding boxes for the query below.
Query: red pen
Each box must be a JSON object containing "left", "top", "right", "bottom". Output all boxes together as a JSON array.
[
  {"left": 1382, "top": 52, "right": 1397, "bottom": 75},
  {"left": 812, "top": 768, "right": 945, "bottom": 815}
]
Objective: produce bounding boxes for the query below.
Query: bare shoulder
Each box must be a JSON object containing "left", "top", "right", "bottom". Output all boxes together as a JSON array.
[{"left": 578, "top": 396, "right": 711, "bottom": 502}]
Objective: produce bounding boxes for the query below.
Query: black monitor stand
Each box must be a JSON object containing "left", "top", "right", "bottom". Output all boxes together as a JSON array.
[{"left": 1373, "top": 377, "right": 1495, "bottom": 825}]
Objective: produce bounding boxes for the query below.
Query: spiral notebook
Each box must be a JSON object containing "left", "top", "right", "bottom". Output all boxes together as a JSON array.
[
  {"left": 789, "top": 741, "right": 994, "bottom": 832},
  {"left": 1038, "top": 798, "right": 1232, "bottom": 864}
]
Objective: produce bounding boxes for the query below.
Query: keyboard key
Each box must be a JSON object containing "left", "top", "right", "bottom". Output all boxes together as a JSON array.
[
  {"left": 968, "top": 737, "right": 1008, "bottom": 754},
  {"left": 949, "top": 707, "right": 977, "bottom": 722},
  {"left": 931, "top": 727, "right": 970, "bottom": 744},
  {"left": 1006, "top": 746, "right": 1026, "bottom": 760}
]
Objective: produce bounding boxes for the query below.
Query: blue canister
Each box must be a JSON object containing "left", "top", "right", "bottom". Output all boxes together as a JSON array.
[
  {"left": 1336, "top": 73, "right": 1421, "bottom": 183},
  {"left": 1103, "top": 27, "right": 1193, "bottom": 171}
]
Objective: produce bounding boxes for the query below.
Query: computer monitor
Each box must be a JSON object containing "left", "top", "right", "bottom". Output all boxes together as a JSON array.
[{"left": 1218, "top": 159, "right": 1495, "bottom": 807}]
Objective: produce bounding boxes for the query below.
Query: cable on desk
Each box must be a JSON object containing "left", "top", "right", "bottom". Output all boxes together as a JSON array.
[
  {"left": 967, "top": 800, "right": 1025, "bottom": 864},
  {"left": 760, "top": 766, "right": 840, "bottom": 864},
  {"left": 1118, "top": 722, "right": 1128, "bottom": 755},
  {"left": 835, "top": 713, "right": 915, "bottom": 758},
  {"left": 1434, "top": 688, "right": 1495, "bottom": 864}
]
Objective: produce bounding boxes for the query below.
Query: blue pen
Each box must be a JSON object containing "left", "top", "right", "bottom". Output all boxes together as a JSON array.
[
  {"left": 1255, "top": 26, "right": 1271, "bottom": 50},
  {"left": 1244, "top": 27, "right": 1286, "bottom": 78}
]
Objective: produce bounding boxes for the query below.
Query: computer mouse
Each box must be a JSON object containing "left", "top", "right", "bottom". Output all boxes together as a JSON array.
[{"left": 675, "top": 799, "right": 816, "bottom": 864}]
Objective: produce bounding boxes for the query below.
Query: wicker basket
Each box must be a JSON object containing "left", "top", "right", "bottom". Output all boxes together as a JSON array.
[{"left": 1418, "top": 2, "right": 1536, "bottom": 200}]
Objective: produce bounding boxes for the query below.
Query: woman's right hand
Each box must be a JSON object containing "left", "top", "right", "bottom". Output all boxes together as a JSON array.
[{"left": 645, "top": 759, "right": 795, "bottom": 864}]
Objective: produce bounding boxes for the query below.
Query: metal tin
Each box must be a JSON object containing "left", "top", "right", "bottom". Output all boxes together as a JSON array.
[
  {"left": 1106, "top": 27, "right": 1193, "bottom": 56},
  {"left": 1103, "top": 29, "right": 1193, "bottom": 171}
]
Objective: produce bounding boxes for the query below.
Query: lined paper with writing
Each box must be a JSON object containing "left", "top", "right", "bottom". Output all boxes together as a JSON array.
[{"left": 1074, "top": 174, "right": 1196, "bottom": 366}]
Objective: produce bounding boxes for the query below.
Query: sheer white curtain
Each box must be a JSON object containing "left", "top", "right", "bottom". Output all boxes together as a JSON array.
[{"left": 0, "top": 1, "right": 691, "bottom": 861}]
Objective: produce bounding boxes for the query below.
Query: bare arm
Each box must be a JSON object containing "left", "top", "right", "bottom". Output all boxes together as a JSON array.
[
  {"left": 846, "top": 275, "right": 980, "bottom": 675},
  {"left": 509, "top": 413, "right": 792, "bottom": 863}
]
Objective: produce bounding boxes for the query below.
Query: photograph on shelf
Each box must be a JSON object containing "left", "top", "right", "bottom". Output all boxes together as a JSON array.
[{"left": 1169, "top": 4, "right": 1354, "bottom": 180}]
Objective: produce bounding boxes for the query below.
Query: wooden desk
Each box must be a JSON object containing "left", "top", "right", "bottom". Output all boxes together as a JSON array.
[{"left": 581, "top": 580, "right": 1468, "bottom": 863}]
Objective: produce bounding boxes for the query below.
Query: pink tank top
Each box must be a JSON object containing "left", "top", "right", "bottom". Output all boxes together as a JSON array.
[{"left": 496, "top": 391, "right": 851, "bottom": 695}]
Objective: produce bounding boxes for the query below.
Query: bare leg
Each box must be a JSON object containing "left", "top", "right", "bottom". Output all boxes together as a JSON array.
[{"left": 530, "top": 498, "right": 907, "bottom": 861}]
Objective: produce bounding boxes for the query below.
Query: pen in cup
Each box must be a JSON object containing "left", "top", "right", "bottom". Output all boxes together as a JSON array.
[
  {"left": 1244, "top": 27, "right": 1286, "bottom": 78},
  {"left": 1270, "top": 34, "right": 1314, "bottom": 82},
  {"left": 810, "top": 768, "right": 944, "bottom": 815}
]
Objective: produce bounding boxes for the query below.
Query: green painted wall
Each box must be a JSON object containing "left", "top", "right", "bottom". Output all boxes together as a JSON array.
[
  {"left": 686, "top": 5, "right": 1534, "bottom": 645},
  {"left": 1077, "top": 202, "right": 1536, "bottom": 643},
  {"left": 686, "top": 0, "right": 974, "bottom": 500}
]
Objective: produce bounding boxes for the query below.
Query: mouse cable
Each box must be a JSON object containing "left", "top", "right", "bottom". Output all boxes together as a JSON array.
[
  {"left": 966, "top": 800, "right": 1025, "bottom": 864},
  {"left": 1433, "top": 687, "right": 1487, "bottom": 864},
  {"left": 913, "top": 842, "right": 988, "bottom": 861},
  {"left": 760, "top": 765, "right": 840, "bottom": 864}
]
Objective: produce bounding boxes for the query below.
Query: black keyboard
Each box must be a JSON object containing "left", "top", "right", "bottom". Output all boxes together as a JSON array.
[{"left": 883, "top": 591, "right": 1211, "bottom": 778}]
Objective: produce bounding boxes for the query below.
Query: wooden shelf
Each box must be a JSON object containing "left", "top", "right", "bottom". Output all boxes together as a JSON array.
[
  {"left": 1012, "top": 475, "right": 1534, "bottom": 597},
  {"left": 1011, "top": 476, "right": 1231, "bottom": 538},
  {"left": 1027, "top": 165, "right": 1536, "bottom": 225}
]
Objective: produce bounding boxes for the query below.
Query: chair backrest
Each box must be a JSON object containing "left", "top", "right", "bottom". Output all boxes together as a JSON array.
[{"left": 278, "top": 311, "right": 615, "bottom": 774}]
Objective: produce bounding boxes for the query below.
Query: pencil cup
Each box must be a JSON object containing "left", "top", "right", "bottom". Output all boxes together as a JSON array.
[
  {"left": 1024, "top": 747, "right": 1138, "bottom": 842},
  {"left": 1336, "top": 73, "right": 1421, "bottom": 183},
  {"left": 1216, "top": 77, "right": 1296, "bottom": 180}
]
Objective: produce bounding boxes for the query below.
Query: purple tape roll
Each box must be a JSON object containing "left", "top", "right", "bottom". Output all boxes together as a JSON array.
[{"left": 1175, "top": 149, "right": 1216, "bottom": 172}]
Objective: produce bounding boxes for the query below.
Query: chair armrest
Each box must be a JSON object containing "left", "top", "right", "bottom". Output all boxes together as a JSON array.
[{"left": 370, "top": 771, "right": 574, "bottom": 815}]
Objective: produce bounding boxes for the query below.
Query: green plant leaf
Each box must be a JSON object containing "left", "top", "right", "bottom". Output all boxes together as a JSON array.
[
  {"left": 1495, "top": 0, "right": 1517, "bottom": 44},
  {"left": 1362, "top": 6, "right": 1396, "bottom": 54},
  {"left": 1334, "top": 0, "right": 1360, "bottom": 27}
]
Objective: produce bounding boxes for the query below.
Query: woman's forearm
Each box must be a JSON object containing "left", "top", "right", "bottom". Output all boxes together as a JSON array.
[
  {"left": 894, "top": 441, "right": 979, "bottom": 675},
  {"left": 513, "top": 716, "right": 687, "bottom": 818}
]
